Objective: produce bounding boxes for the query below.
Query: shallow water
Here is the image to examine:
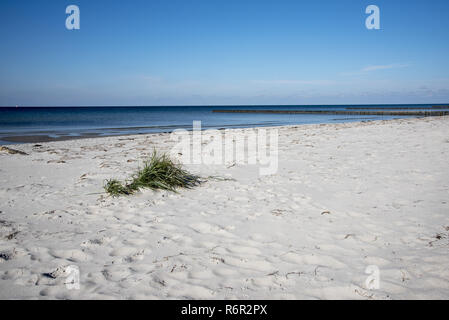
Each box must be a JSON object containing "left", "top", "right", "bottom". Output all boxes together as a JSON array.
[{"left": 0, "top": 105, "right": 442, "bottom": 144}]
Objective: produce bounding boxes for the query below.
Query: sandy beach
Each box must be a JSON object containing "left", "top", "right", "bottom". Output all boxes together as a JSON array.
[{"left": 1, "top": 116, "right": 448, "bottom": 300}]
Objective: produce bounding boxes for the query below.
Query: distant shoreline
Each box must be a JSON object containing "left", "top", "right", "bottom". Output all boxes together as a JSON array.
[
  {"left": 2, "top": 104, "right": 448, "bottom": 145},
  {"left": 2, "top": 115, "right": 448, "bottom": 146},
  {"left": 1, "top": 104, "right": 449, "bottom": 108},
  {"left": 0, "top": 116, "right": 413, "bottom": 145},
  {"left": 212, "top": 110, "right": 449, "bottom": 116}
]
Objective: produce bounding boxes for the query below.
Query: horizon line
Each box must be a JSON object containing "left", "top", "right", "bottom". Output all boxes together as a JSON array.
[{"left": 1, "top": 103, "right": 449, "bottom": 108}]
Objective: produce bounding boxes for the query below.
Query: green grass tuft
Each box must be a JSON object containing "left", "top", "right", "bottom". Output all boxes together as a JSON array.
[
  {"left": 104, "top": 151, "right": 201, "bottom": 196},
  {"left": 104, "top": 179, "right": 132, "bottom": 196}
]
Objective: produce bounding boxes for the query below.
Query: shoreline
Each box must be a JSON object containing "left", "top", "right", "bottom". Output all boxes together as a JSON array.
[
  {"left": 1, "top": 116, "right": 449, "bottom": 299},
  {"left": 3, "top": 104, "right": 448, "bottom": 146},
  {"left": 213, "top": 110, "right": 449, "bottom": 116},
  {"left": 0, "top": 115, "right": 432, "bottom": 147}
]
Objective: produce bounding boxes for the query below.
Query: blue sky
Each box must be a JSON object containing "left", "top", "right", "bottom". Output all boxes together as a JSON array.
[{"left": 1, "top": 0, "right": 448, "bottom": 106}]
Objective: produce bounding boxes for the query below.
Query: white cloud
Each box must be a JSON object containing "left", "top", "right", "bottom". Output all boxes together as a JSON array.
[
  {"left": 341, "top": 63, "right": 409, "bottom": 76},
  {"left": 361, "top": 64, "right": 409, "bottom": 72},
  {"left": 251, "top": 79, "right": 336, "bottom": 86}
]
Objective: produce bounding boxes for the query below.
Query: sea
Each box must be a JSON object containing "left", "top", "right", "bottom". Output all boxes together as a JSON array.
[{"left": 0, "top": 104, "right": 446, "bottom": 145}]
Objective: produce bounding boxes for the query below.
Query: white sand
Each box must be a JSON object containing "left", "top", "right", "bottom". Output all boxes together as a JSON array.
[{"left": 1, "top": 117, "right": 448, "bottom": 300}]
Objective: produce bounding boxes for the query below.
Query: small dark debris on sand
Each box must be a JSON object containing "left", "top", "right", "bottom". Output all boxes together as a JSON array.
[
  {"left": 0, "top": 250, "right": 16, "bottom": 261},
  {"left": 47, "top": 160, "right": 66, "bottom": 164},
  {"left": 6, "top": 231, "right": 20, "bottom": 240},
  {"left": 0, "top": 146, "right": 28, "bottom": 155}
]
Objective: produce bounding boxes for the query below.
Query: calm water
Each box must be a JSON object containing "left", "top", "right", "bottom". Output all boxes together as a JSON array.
[{"left": 0, "top": 105, "right": 444, "bottom": 145}]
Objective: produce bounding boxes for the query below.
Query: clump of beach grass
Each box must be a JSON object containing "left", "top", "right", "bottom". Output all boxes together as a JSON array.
[{"left": 105, "top": 151, "right": 202, "bottom": 196}]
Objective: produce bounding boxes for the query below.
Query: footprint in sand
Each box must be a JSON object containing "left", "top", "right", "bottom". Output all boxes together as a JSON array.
[
  {"left": 109, "top": 247, "right": 146, "bottom": 263},
  {"left": 81, "top": 236, "right": 114, "bottom": 247},
  {"left": 280, "top": 252, "right": 346, "bottom": 269},
  {"left": 228, "top": 246, "right": 262, "bottom": 256},
  {"left": 49, "top": 249, "right": 91, "bottom": 263},
  {"left": 189, "top": 222, "right": 235, "bottom": 238},
  {"left": 102, "top": 265, "right": 133, "bottom": 282},
  {"left": 224, "top": 256, "right": 274, "bottom": 273}
]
